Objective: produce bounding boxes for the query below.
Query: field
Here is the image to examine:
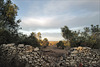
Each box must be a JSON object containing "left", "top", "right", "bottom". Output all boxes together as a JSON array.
[{"left": 49, "top": 41, "right": 59, "bottom": 45}]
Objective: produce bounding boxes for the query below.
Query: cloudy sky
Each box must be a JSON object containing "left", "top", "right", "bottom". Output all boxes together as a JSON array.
[{"left": 13, "top": 0, "right": 100, "bottom": 41}]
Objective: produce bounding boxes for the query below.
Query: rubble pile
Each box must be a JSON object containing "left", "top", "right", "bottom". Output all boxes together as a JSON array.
[
  {"left": 0, "top": 44, "right": 100, "bottom": 67},
  {"left": 58, "top": 47, "right": 100, "bottom": 67},
  {"left": 0, "top": 44, "right": 59, "bottom": 67}
]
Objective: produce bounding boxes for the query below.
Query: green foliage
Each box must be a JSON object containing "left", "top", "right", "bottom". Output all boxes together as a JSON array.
[
  {"left": 42, "top": 38, "right": 49, "bottom": 48},
  {"left": 0, "top": 0, "right": 40, "bottom": 47},
  {"left": 0, "top": 0, "right": 20, "bottom": 31},
  {"left": 0, "top": 0, "right": 20, "bottom": 44},
  {"left": 37, "top": 32, "right": 41, "bottom": 40},
  {"left": 61, "top": 26, "right": 72, "bottom": 40},
  {"left": 17, "top": 32, "right": 40, "bottom": 47},
  {"left": 63, "top": 40, "right": 70, "bottom": 47},
  {"left": 0, "top": 29, "right": 11, "bottom": 44},
  {"left": 61, "top": 25, "right": 100, "bottom": 49},
  {"left": 56, "top": 41, "right": 65, "bottom": 49}
]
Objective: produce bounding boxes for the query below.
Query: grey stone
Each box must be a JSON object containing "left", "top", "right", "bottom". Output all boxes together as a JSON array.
[
  {"left": 18, "top": 44, "right": 24, "bottom": 48},
  {"left": 34, "top": 47, "right": 39, "bottom": 51}
]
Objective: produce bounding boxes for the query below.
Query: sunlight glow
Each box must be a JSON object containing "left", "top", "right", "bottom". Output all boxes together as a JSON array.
[{"left": 22, "top": 17, "right": 54, "bottom": 26}]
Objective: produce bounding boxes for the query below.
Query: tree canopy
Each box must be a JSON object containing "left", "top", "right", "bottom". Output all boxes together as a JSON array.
[
  {"left": 0, "top": 0, "right": 40, "bottom": 47},
  {"left": 61, "top": 25, "right": 100, "bottom": 49}
]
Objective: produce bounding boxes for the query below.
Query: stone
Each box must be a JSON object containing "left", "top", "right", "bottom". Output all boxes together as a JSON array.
[
  {"left": 29, "top": 61, "right": 32, "bottom": 64},
  {"left": 34, "top": 47, "right": 39, "bottom": 51},
  {"left": 22, "top": 55, "right": 26, "bottom": 59},
  {"left": 60, "top": 56, "right": 63, "bottom": 61},
  {"left": 18, "top": 44, "right": 24, "bottom": 48},
  {"left": 71, "top": 50, "right": 78, "bottom": 54},
  {"left": 77, "top": 46, "right": 83, "bottom": 50},
  {"left": 25, "top": 45, "right": 33, "bottom": 52},
  {"left": 0, "top": 44, "right": 100, "bottom": 67},
  {"left": 25, "top": 63, "right": 30, "bottom": 67}
]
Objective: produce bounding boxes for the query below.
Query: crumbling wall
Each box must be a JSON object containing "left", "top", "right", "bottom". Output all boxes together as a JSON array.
[{"left": 0, "top": 44, "right": 100, "bottom": 67}]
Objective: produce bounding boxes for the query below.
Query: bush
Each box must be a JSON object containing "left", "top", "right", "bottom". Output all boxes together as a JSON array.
[{"left": 56, "top": 41, "right": 65, "bottom": 49}]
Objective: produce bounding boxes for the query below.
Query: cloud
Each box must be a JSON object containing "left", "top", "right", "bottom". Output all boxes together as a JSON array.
[
  {"left": 42, "top": 0, "right": 100, "bottom": 16},
  {"left": 42, "top": 33, "right": 64, "bottom": 41},
  {"left": 19, "top": 28, "right": 61, "bottom": 34},
  {"left": 15, "top": 0, "right": 100, "bottom": 41},
  {"left": 19, "top": 30, "right": 64, "bottom": 41},
  {"left": 20, "top": 11, "right": 99, "bottom": 31}
]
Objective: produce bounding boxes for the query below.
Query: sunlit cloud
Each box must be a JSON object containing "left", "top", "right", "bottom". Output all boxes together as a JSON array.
[{"left": 13, "top": 0, "right": 100, "bottom": 41}]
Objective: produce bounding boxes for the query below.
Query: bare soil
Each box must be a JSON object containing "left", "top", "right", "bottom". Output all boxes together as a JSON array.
[{"left": 41, "top": 45, "right": 67, "bottom": 57}]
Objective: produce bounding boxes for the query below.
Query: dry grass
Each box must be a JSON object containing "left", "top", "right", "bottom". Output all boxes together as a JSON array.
[{"left": 49, "top": 41, "right": 59, "bottom": 45}]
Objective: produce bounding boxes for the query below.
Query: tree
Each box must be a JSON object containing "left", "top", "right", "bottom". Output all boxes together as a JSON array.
[
  {"left": 61, "top": 26, "right": 72, "bottom": 41},
  {"left": 17, "top": 32, "right": 40, "bottom": 47},
  {"left": 0, "top": 0, "right": 20, "bottom": 31},
  {"left": 0, "top": 0, "right": 41, "bottom": 47},
  {"left": 0, "top": 0, "right": 21, "bottom": 44},
  {"left": 88, "top": 25, "right": 100, "bottom": 48},
  {"left": 61, "top": 24, "right": 100, "bottom": 49},
  {"left": 0, "top": 0, "right": 4, "bottom": 25},
  {"left": 37, "top": 32, "right": 41, "bottom": 40},
  {"left": 42, "top": 38, "right": 49, "bottom": 48},
  {"left": 56, "top": 41, "right": 65, "bottom": 49},
  {"left": 63, "top": 40, "right": 70, "bottom": 47}
]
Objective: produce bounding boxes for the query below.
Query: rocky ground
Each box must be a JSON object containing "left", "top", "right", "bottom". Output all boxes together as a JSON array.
[{"left": 0, "top": 44, "right": 100, "bottom": 67}]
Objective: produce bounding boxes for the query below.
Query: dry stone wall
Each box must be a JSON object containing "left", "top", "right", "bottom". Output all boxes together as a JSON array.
[
  {"left": 57, "top": 47, "right": 100, "bottom": 67},
  {"left": 0, "top": 44, "right": 100, "bottom": 67}
]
